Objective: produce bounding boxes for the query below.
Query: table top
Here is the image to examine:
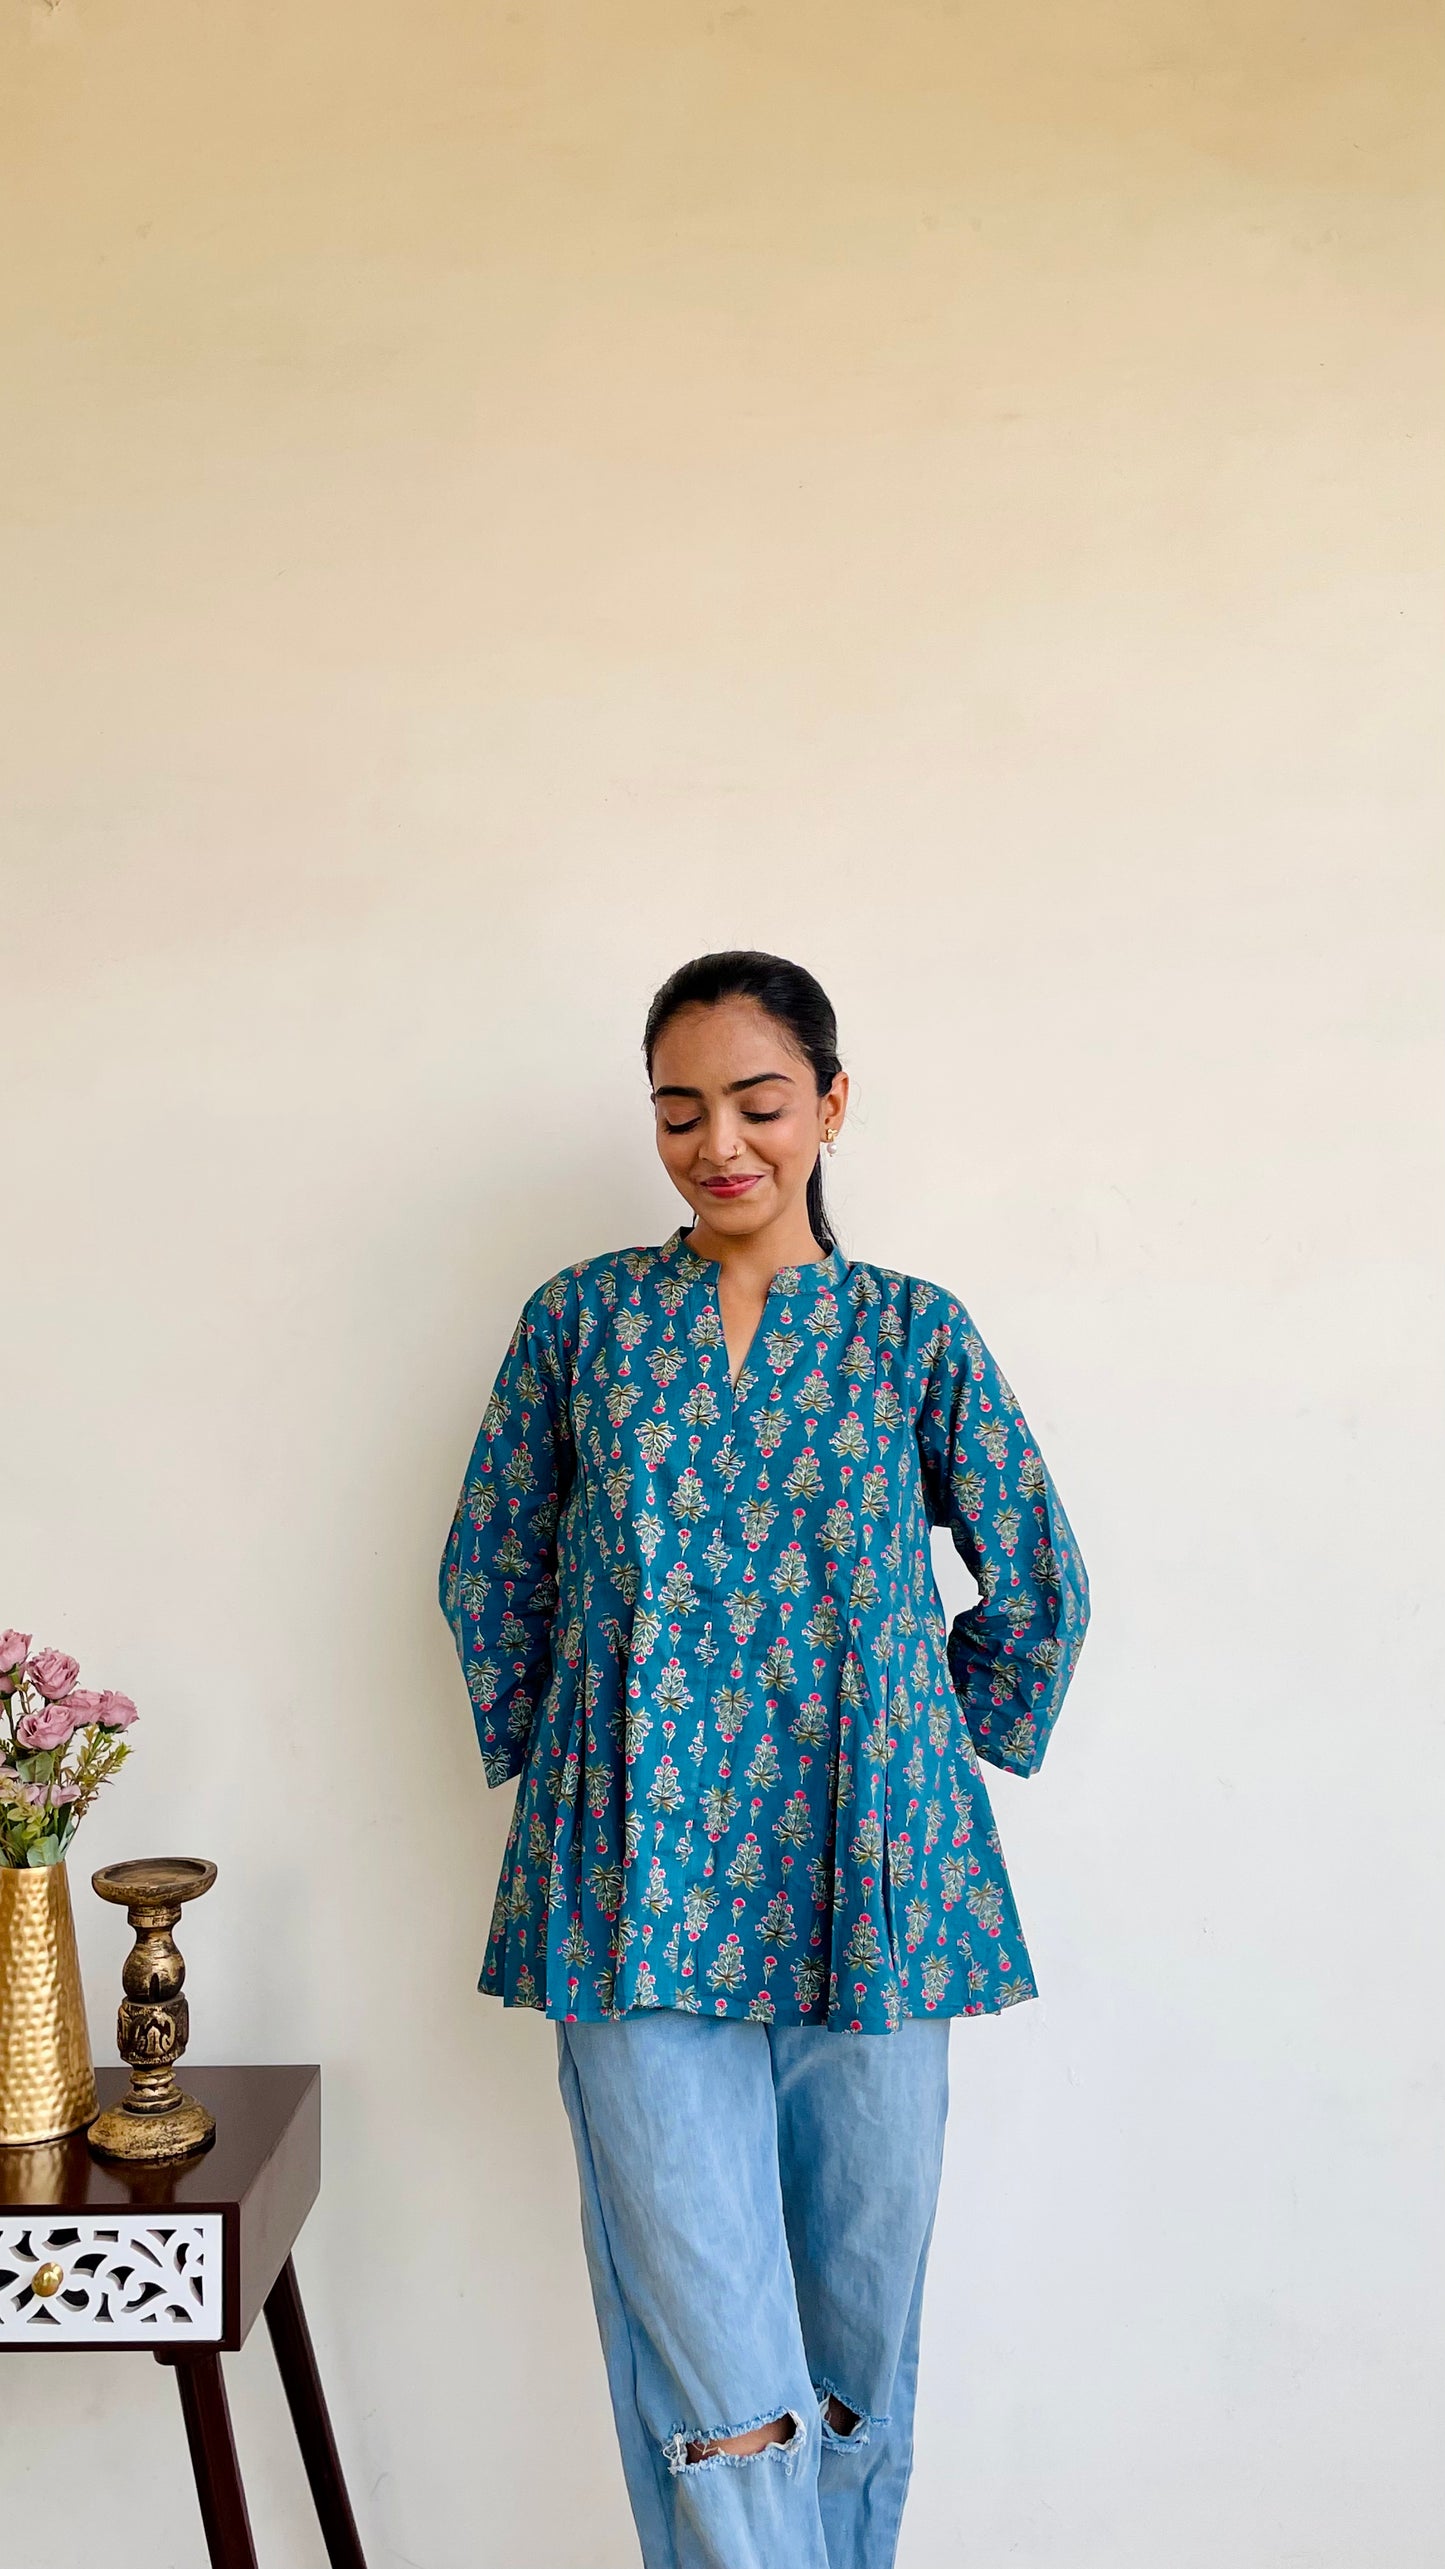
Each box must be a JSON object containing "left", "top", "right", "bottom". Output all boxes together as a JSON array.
[{"left": 0, "top": 2066, "right": 318, "bottom": 2214}]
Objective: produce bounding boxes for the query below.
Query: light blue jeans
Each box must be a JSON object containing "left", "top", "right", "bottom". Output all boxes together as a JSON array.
[{"left": 556, "top": 2009, "right": 951, "bottom": 2569}]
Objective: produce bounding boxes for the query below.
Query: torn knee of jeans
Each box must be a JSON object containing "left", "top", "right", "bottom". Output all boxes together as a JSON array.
[
  {"left": 663, "top": 2408, "right": 806, "bottom": 2474},
  {"left": 816, "top": 2382, "right": 880, "bottom": 2448}
]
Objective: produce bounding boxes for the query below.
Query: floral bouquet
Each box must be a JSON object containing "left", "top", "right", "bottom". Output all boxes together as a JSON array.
[{"left": 0, "top": 1630, "right": 138, "bottom": 1869}]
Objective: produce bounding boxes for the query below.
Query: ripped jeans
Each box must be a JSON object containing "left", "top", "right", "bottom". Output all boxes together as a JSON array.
[{"left": 556, "top": 2008, "right": 951, "bottom": 2569}]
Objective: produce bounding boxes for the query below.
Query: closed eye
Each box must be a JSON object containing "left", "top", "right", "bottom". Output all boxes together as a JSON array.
[{"left": 663, "top": 1108, "right": 784, "bottom": 1134}]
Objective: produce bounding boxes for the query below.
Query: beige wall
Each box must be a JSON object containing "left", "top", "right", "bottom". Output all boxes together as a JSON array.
[{"left": 3, "top": 4, "right": 1441, "bottom": 2563}]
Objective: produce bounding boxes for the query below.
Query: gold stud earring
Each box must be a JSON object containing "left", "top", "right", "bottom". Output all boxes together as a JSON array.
[{"left": 823, "top": 1129, "right": 837, "bottom": 1157}]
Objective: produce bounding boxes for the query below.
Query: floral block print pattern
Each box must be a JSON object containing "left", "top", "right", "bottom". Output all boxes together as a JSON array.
[{"left": 440, "top": 1229, "right": 1089, "bottom": 2034}]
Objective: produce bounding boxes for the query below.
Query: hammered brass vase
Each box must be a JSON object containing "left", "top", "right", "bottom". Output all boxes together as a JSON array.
[{"left": 0, "top": 1861, "right": 98, "bottom": 2146}]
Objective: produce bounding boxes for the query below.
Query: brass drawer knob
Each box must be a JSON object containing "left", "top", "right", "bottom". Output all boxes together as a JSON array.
[{"left": 31, "top": 2262, "right": 65, "bottom": 2298}]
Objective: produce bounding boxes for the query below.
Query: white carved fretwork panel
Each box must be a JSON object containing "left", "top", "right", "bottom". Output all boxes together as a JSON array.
[{"left": 0, "top": 2216, "right": 223, "bottom": 2341}]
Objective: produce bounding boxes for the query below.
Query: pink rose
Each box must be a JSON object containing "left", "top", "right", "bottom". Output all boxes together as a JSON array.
[
  {"left": 0, "top": 1630, "right": 32, "bottom": 1676},
  {"left": 95, "top": 1691, "right": 138, "bottom": 1731},
  {"left": 48, "top": 1783, "right": 81, "bottom": 1806},
  {"left": 27, "top": 1649, "right": 80, "bottom": 1701},
  {"left": 55, "top": 1689, "right": 106, "bottom": 1725},
  {"left": 16, "top": 1698, "right": 81, "bottom": 1753}
]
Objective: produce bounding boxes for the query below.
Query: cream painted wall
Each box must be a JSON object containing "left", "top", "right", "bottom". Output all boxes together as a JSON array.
[{"left": 3, "top": 3, "right": 1441, "bottom": 2563}]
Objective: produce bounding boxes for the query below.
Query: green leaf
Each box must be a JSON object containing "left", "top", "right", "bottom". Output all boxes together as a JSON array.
[{"left": 27, "top": 1838, "right": 61, "bottom": 1867}]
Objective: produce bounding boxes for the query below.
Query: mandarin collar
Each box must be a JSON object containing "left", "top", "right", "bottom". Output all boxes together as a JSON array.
[{"left": 660, "top": 1225, "right": 846, "bottom": 1297}]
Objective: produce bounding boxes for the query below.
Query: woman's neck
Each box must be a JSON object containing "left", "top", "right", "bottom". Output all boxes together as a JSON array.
[{"left": 684, "top": 1206, "right": 824, "bottom": 1296}]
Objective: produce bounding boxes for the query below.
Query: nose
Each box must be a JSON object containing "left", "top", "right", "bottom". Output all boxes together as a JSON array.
[{"left": 700, "top": 1108, "right": 745, "bottom": 1165}]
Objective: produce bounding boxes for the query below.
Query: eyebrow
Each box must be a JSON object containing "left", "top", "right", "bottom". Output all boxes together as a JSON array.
[{"left": 651, "top": 1071, "right": 797, "bottom": 1101}]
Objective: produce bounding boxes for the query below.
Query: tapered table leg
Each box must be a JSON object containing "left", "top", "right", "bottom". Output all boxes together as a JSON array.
[
  {"left": 157, "top": 2349, "right": 260, "bottom": 2569},
  {"left": 264, "top": 2253, "right": 369, "bottom": 2568}
]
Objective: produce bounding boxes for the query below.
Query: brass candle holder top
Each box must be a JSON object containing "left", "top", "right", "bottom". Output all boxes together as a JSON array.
[
  {"left": 92, "top": 1858, "right": 217, "bottom": 1912},
  {"left": 87, "top": 1857, "right": 218, "bottom": 2164}
]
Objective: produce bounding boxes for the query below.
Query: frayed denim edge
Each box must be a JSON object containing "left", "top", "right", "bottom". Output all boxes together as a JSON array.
[
  {"left": 662, "top": 2406, "right": 809, "bottom": 2477},
  {"left": 815, "top": 2377, "right": 885, "bottom": 2451}
]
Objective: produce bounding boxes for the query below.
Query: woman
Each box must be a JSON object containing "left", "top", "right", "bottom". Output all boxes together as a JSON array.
[{"left": 439, "top": 950, "right": 1089, "bottom": 2569}]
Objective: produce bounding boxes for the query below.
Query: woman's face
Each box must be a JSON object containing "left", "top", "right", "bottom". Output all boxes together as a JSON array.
[{"left": 649, "top": 997, "right": 848, "bottom": 1246}]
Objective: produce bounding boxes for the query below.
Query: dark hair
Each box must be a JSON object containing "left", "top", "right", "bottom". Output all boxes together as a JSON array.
[{"left": 643, "top": 950, "right": 843, "bottom": 1254}]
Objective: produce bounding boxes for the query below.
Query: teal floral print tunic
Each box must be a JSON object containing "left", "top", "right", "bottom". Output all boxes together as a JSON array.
[{"left": 439, "top": 1228, "right": 1089, "bottom": 2034}]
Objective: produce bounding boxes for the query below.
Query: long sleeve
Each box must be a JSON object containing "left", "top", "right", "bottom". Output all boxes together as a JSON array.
[
  {"left": 916, "top": 1300, "right": 1089, "bottom": 1778},
  {"left": 439, "top": 1289, "right": 574, "bottom": 1787}
]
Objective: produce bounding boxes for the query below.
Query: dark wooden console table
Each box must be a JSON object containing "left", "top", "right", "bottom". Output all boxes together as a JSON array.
[{"left": 0, "top": 2064, "right": 368, "bottom": 2569}]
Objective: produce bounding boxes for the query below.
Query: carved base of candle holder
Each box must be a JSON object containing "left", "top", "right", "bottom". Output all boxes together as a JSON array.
[{"left": 86, "top": 1859, "right": 218, "bottom": 2164}]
